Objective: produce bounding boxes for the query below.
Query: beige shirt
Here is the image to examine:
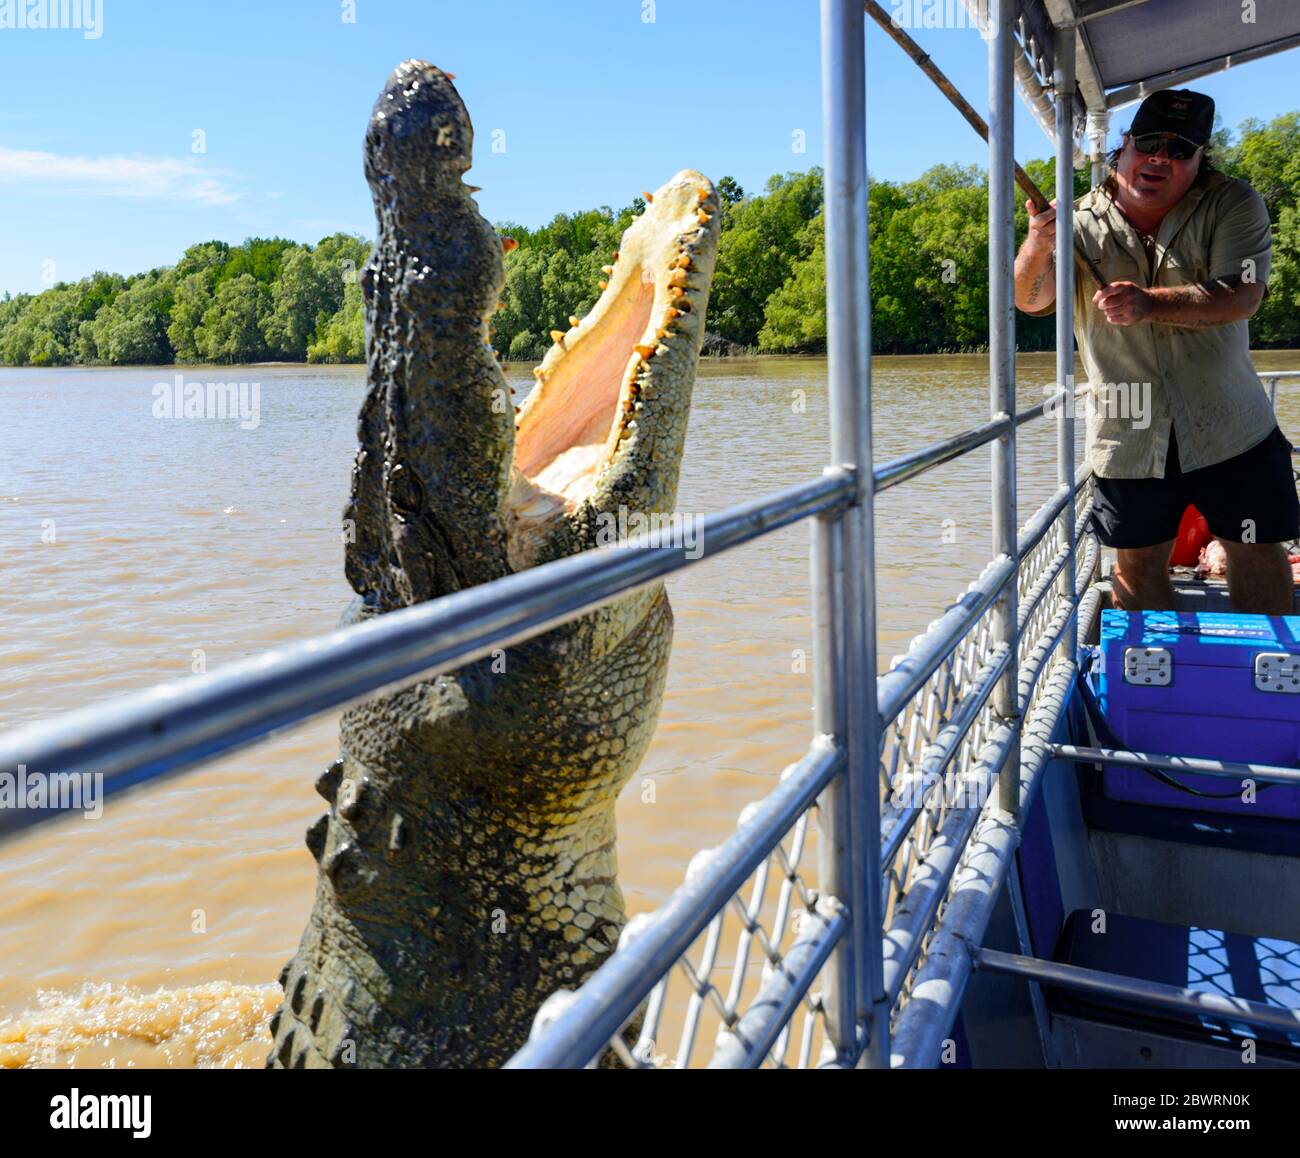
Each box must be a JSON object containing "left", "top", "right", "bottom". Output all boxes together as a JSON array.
[{"left": 1031, "top": 171, "right": 1274, "bottom": 479}]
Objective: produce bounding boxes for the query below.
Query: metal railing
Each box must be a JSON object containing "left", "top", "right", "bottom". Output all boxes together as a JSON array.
[
  {"left": 1265, "top": 370, "right": 1300, "bottom": 410},
  {"left": 0, "top": 473, "right": 852, "bottom": 841},
  {"left": 2, "top": 0, "right": 1295, "bottom": 1070},
  {"left": 0, "top": 0, "right": 1090, "bottom": 1070}
]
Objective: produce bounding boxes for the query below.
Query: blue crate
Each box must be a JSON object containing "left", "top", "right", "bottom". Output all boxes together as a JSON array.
[{"left": 1094, "top": 610, "right": 1300, "bottom": 819}]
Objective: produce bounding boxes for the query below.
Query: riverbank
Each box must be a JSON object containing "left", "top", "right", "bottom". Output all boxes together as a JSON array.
[{"left": 6, "top": 345, "right": 1299, "bottom": 371}]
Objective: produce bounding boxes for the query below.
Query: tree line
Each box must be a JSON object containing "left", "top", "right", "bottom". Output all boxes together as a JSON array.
[
  {"left": 0, "top": 234, "right": 370, "bottom": 367},
  {"left": 1, "top": 112, "right": 1296, "bottom": 366}
]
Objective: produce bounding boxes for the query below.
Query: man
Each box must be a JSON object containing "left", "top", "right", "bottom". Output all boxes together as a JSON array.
[{"left": 1015, "top": 89, "right": 1296, "bottom": 613}]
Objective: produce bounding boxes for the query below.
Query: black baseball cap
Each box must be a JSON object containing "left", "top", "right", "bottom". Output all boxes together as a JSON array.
[{"left": 1130, "top": 89, "right": 1215, "bottom": 147}]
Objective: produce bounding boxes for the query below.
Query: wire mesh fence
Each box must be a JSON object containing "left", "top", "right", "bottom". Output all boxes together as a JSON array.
[{"left": 518, "top": 477, "right": 1098, "bottom": 1067}]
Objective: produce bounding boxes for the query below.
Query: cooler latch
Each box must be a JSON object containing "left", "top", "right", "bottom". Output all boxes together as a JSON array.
[
  {"left": 1123, "top": 647, "right": 1172, "bottom": 687},
  {"left": 1254, "top": 652, "right": 1300, "bottom": 694}
]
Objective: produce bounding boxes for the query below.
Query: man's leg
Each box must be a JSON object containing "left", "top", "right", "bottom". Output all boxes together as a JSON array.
[
  {"left": 1112, "top": 541, "right": 1177, "bottom": 610},
  {"left": 1090, "top": 464, "right": 1185, "bottom": 611},
  {"left": 1221, "top": 541, "right": 1295, "bottom": 615},
  {"left": 1185, "top": 426, "right": 1300, "bottom": 616}
]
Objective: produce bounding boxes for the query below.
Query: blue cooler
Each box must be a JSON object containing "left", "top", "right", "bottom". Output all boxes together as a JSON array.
[{"left": 1093, "top": 610, "right": 1300, "bottom": 819}]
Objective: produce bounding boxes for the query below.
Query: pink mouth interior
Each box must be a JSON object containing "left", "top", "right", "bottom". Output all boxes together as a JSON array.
[{"left": 512, "top": 273, "right": 657, "bottom": 506}]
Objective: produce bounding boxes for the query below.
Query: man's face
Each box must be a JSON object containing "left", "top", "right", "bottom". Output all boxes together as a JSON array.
[{"left": 1114, "top": 133, "right": 1203, "bottom": 218}]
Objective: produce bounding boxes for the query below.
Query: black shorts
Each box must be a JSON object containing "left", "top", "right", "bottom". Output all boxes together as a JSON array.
[{"left": 1089, "top": 425, "right": 1300, "bottom": 549}]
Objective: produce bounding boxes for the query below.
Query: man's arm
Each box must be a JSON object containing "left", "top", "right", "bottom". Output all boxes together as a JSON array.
[
  {"left": 1148, "top": 277, "right": 1265, "bottom": 326},
  {"left": 1014, "top": 199, "right": 1057, "bottom": 314},
  {"left": 1094, "top": 276, "right": 1265, "bottom": 328},
  {"left": 1097, "top": 181, "right": 1272, "bottom": 328}
]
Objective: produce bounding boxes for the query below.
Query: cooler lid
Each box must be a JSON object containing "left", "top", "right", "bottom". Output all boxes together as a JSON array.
[{"left": 1101, "top": 610, "right": 1300, "bottom": 671}]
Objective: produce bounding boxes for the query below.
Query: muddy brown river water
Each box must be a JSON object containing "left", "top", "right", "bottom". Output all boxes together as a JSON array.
[{"left": 2, "top": 352, "right": 1297, "bottom": 1066}]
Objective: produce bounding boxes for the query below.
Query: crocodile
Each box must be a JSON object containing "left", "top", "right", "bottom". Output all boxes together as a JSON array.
[{"left": 267, "top": 60, "right": 720, "bottom": 1068}]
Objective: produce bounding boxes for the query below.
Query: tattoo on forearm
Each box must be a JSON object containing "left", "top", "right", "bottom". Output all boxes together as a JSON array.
[
  {"left": 1149, "top": 279, "right": 1257, "bottom": 328},
  {"left": 1026, "top": 258, "right": 1054, "bottom": 305}
]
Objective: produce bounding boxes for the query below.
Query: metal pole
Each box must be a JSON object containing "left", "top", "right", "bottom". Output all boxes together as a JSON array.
[
  {"left": 822, "top": 0, "right": 885, "bottom": 1067},
  {"left": 1055, "top": 24, "right": 1077, "bottom": 639},
  {"left": 1086, "top": 107, "right": 1109, "bottom": 189},
  {"left": 812, "top": 511, "right": 855, "bottom": 1063},
  {"left": 864, "top": 0, "right": 1104, "bottom": 290},
  {"left": 989, "top": 0, "right": 1020, "bottom": 815},
  {"left": 1049, "top": 744, "right": 1300, "bottom": 786},
  {"left": 974, "top": 946, "right": 1300, "bottom": 1039}
]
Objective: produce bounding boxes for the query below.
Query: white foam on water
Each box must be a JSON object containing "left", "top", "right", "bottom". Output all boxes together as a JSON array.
[{"left": 0, "top": 982, "right": 278, "bottom": 1069}]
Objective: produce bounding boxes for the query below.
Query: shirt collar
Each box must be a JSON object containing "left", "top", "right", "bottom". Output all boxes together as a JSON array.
[{"left": 1080, "top": 171, "right": 1225, "bottom": 276}]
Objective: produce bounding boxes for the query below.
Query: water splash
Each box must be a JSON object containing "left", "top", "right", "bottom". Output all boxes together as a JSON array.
[{"left": 0, "top": 983, "right": 277, "bottom": 1069}]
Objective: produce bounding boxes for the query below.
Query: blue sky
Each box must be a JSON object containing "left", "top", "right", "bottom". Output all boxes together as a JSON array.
[{"left": 2, "top": 0, "right": 1298, "bottom": 297}]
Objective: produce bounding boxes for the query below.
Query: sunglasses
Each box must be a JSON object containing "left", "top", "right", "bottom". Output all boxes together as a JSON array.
[{"left": 1132, "top": 133, "right": 1201, "bottom": 161}]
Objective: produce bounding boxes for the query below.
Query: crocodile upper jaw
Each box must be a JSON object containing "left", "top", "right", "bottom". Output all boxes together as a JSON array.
[{"left": 506, "top": 169, "right": 719, "bottom": 569}]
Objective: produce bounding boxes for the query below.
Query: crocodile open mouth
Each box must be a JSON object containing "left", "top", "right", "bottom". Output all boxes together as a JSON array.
[
  {"left": 512, "top": 270, "right": 657, "bottom": 505},
  {"left": 505, "top": 170, "right": 719, "bottom": 557}
]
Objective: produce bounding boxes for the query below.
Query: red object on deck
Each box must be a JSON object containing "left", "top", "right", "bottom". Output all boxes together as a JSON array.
[{"left": 1169, "top": 504, "right": 1211, "bottom": 567}]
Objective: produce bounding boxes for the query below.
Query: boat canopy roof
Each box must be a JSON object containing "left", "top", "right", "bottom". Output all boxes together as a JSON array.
[{"left": 1028, "top": 0, "right": 1300, "bottom": 115}]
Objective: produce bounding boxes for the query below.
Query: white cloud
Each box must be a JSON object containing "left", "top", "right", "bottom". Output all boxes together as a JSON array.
[{"left": 0, "top": 146, "right": 242, "bottom": 205}]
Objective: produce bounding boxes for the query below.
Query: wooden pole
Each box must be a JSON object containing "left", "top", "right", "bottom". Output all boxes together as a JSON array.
[{"left": 863, "top": 0, "right": 1107, "bottom": 288}]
